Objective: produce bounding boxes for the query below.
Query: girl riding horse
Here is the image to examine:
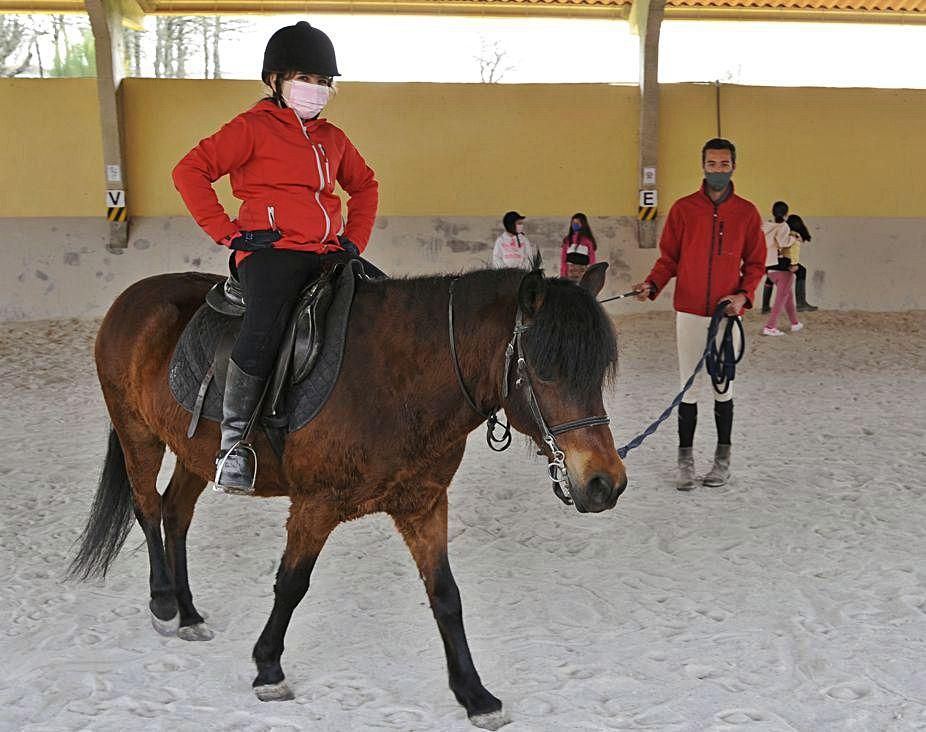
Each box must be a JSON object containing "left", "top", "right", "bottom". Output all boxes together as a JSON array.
[{"left": 172, "top": 21, "right": 378, "bottom": 494}]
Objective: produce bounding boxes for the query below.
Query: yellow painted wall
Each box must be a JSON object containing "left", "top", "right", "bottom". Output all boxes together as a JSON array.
[
  {"left": 719, "top": 85, "right": 926, "bottom": 217},
  {"left": 122, "top": 80, "right": 640, "bottom": 218},
  {"left": 658, "top": 84, "right": 718, "bottom": 209},
  {"left": 659, "top": 84, "right": 926, "bottom": 217},
  {"left": 0, "top": 79, "right": 104, "bottom": 217},
  {"left": 121, "top": 79, "right": 267, "bottom": 221},
  {"left": 2, "top": 79, "right": 926, "bottom": 219}
]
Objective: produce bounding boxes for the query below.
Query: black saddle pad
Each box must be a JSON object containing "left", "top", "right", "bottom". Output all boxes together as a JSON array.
[{"left": 168, "top": 262, "right": 358, "bottom": 435}]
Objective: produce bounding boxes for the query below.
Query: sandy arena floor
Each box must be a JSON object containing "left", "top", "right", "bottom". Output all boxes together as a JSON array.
[{"left": 0, "top": 309, "right": 924, "bottom": 731}]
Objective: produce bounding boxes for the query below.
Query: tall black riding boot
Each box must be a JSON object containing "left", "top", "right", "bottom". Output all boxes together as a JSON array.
[
  {"left": 214, "top": 359, "right": 266, "bottom": 495},
  {"left": 761, "top": 279, "right": 773, "bottom": 314},
  {"left": 795, "top": 278, "right": 818, "bottom": 312}
]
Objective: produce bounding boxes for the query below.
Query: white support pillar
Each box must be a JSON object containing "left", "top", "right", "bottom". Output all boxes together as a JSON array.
[
  {"left": 86, "top": 0, "right": 129, "bottom": 249},
  {"left": 630, "top": 0, "right": 665, "bottom": 248}
]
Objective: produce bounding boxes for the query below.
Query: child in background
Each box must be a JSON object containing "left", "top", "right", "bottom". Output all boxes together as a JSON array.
[
  {"left": 560, "top": 212, "right": 598, "bottom": 281},
  {"left": 762, "top": 211, "right": 806, "bottom": 336},
  {"left": 492, "top": 211, "right": 536, "bottom": 270}
]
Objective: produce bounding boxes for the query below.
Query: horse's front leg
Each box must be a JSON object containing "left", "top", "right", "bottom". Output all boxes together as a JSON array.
[
  {"left": 251, "top": 497, "right": 338, "bottom": 702},
  {"left": 393, "top": 494, "right": 508, "bottom": 730}
]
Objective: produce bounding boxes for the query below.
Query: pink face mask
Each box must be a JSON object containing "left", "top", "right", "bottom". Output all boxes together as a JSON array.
[{"left": 282, "top": 79, "right": 330, "bottom": 119}]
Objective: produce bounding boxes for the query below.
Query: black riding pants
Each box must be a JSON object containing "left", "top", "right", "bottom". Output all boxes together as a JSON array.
[{"left": 232, "top": 249, "right": 325, "bottom": 378}]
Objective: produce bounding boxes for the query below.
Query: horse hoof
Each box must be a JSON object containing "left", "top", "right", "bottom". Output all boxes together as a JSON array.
[
  {"left": 177, "top": 623, "right": 214, "bottom": 642},
  {"left": 150, "top": 610, "right": 179, "bottom": 637},
  {"left": 254, "top": 681, "right": 294, "bottom": 702},
  {"left": 469, "top": 709, "right": 510, "bottom": 730}
]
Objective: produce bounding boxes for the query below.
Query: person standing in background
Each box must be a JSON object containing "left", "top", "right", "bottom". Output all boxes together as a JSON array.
[
  {"left": 560, "top": 212, "right": 598, "bottom": 281},
  {"left": 761, "top": 201, "right": 790, "bottom": 314},
  {"left": 762, "top": 202, "right": 819, "bottom": 313},
  {"left": 790, "top": 214, "right": 818, "bottom": 312},
  {"left": 492, "top": 211, "right": 536, "bottom": 270}
]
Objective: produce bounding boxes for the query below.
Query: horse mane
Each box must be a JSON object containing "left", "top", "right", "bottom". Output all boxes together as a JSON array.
[
  {"left": 386, "top": 268, "right": 616, "bottom": 402},
  {"left": 520, "top": 276, "right": 618, "bottom": 400}
]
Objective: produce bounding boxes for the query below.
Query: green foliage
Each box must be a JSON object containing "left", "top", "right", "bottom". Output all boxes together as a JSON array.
[{"left": 50, "top": 26, "right": 95, "bottom": 77}]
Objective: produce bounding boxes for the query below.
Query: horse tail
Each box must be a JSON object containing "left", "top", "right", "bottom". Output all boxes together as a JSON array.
[{"left": 67, "top": 427, "right": 135, "bottom": 581}]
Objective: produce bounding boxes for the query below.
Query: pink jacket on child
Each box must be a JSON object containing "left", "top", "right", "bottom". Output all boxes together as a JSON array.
[{"left": 560, "top": 233, "right": 597, "bottom": 277}]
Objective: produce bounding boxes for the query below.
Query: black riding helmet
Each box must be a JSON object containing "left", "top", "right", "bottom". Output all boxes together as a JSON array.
[
  {"left": 262, "top": 21, "right": 340, "bottom": 84},
  {"left": 503, "top": 211, "right": 525, "bottom": 235}
]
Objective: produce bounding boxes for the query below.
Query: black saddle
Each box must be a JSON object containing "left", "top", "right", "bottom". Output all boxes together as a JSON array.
[{"left": 168, "top": 257, "right": 382, "bottom": 459}]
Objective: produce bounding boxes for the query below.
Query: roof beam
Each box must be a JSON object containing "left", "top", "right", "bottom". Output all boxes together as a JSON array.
[
  {"left": 664, "top": 6, "right": 926, "bottom": 23},
  {"left": 146, "top": 0, "right": 630, "bottom": 17},
  {"left": 119, "top": 0, "right": 147, "bottom": 29},
  {"left": 4, "top": 0, "right": 923, "bottom": 23}
]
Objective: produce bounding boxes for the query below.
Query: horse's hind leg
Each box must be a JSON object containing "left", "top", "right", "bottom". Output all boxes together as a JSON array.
[
  {"left": 109, "top": 412, "right": 176, "bottom": 635},
  {"left": 162, "top": 460, "right": 212, "bottom": 641},
  {"left": 251, "top": 497, "right": 338, "bottom": 702},
  {"left": 392, "top": 494, "right": 507, "bottom": 730}
]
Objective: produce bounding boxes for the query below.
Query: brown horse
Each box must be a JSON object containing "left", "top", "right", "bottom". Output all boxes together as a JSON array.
[{"left": 69, "top": 262, "right": 627, "bottom": 730}]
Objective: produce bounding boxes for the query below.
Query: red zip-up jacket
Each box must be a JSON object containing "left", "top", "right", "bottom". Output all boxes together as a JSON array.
[
  {"left": 645, "top": 182, "right": 766, "bottom": 316},
  {"left": 172, "top": 99, "right": 378, "bottom": 260}
]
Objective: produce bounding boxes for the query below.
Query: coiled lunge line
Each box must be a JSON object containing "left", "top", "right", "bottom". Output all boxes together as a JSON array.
[{"left": 612, "top": 301, "right": 744, "bottom": 459}]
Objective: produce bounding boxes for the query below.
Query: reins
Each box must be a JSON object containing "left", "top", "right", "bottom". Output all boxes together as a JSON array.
[
  {"left": 448, "top": 277, "right": 610, "bottom": 504},
  {"left": 448, "top": 275, "right": 745, "bottom": 505},
  {"left": 448, "top": 279, "right": 512, "bottom": 451},
  {"left": 613, "top": 301, "right": 744, "bottom": 458}
]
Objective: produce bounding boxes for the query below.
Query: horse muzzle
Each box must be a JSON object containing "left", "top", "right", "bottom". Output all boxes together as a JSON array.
[{"left": 570, "top": 471, "right": 627, "bottom": 513}]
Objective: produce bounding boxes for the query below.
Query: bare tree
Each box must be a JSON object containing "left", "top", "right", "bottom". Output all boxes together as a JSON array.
[
  {"left": 124, "top": 29, "right": 144, "bottom": 76},
  {"left": 475, "top": 38, "right": 515, "bottom": 84},
  {"left": 0, "top": 16, "right": 35, "bottom": 77},
  {"left": 211, "top": 16, "right": 221, "bottom": 78},
  {"left": 198, "top": 16, "right": 247, "bottom": 78},
  {"left": 719, "top": 64, "right": 743, "bottom": 84},
  {"left": 155, "top": 17, "right": 201, "bottom": 78}
]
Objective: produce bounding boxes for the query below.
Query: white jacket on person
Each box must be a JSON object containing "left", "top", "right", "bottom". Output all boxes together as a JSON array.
[
  {"left": 761, "top": 220, "right": 791, "bottom": 268},
  {"left": 492, "top": 231, "right": 536, "bottom": 270}
]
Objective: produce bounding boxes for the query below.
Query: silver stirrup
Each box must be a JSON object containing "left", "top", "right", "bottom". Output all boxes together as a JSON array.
[{"left": 213, "top": 441, "right": 257, "bottom": 494}]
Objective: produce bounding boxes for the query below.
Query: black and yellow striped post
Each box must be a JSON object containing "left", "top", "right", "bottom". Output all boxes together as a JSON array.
[
  {"left": 106, "top": 189, "right": 127, "bottom": 224},
  {"left": 638, "top": 189, "right": 658, "bottom": 221},
  {"left": 107, "top": 206, "right": 127, "bottom": 222}
]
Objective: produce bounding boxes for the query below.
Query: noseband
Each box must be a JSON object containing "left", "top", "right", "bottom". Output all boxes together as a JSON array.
[{"left": 448, "top": 278, "right": 610, "bottom": 505}]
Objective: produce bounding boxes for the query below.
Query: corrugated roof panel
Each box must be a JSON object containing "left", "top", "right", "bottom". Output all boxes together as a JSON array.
[
  {"left": 666, "top": 0, "right": 926, "bottom": 13},
  {"left": 3, "top": 0, "right": 923, "bottom": 19}
]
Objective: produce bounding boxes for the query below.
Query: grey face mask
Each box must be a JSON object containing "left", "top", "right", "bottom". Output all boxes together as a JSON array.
[{"left": 705, "top": 171, "right": 733, "bottom": 192}]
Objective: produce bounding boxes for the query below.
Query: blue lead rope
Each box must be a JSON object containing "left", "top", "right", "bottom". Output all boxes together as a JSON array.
[{"left": 616, "top": 303, "right": 745, "bottom": 459}]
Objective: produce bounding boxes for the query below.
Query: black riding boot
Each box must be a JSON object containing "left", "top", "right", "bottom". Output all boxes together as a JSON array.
[
  {"left": 214, "top": 359, "right": 266, "bottom": 495},
  {"left": 795, "top": 278, "right": 818, "bottom": 312},
  {"left": 761, "top": 279, "right": 773, "bottom": 314}
]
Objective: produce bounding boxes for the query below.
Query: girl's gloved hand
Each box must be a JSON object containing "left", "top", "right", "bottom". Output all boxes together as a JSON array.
[
  {"left": 218, "top": 229, "right": 282, "bottom": 251},
  {"left": 337, "top": 235, "right": 360, "bottom": 257}
]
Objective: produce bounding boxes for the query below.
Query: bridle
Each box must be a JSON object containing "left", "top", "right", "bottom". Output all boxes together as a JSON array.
[{"left": 447, "top": 278, "right": 610, "bottom": 505}]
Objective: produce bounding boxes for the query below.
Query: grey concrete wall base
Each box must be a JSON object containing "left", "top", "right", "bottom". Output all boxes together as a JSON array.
[
  {"left": 638, "top": 220, "right": 659, "bottom": 249},
  {"left": 1, "top": 215, "right": 924, "bottom": 321},
  {"left": 107, "top": 220, "right": 128, "bottom": 251}
]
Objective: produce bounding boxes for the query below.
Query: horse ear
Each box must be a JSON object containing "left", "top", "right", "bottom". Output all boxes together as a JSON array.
[
  {"left": 518, "top": 270, "right": 547, "bottom": 317},
  {"left": 579, "top": 262, "right": 609, "bottom": 297}
]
